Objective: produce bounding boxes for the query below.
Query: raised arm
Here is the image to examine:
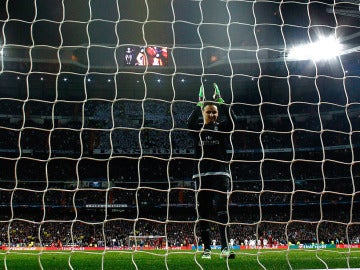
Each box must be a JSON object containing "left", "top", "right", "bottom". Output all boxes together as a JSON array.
[
  {"left": 213, "top": 82, "right": 238, "bottom": 128},
  {"left": 186, "top": 84, "right": 204, "bottom": 130},
  {"left": 218, "top": 103, "right": 238, "bottom": 131},
  {"left": 187, "top": 82, "right": 237, "bottom": 130},
  {"left": 186, "top": 106, "right": 202, "bottom": 130}
]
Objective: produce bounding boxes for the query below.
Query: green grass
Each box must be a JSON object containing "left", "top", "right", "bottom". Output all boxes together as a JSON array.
[{"left": 1, "top": 249, "right": 360, "bottom": 270}]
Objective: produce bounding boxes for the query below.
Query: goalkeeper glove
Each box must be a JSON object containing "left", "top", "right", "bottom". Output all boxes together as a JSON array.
[
  {"left": 212, "top": 83, "right": 224, "bottom": 103},
  {"left": 197, "top": 85, "right": 205, "bottom": 108}
]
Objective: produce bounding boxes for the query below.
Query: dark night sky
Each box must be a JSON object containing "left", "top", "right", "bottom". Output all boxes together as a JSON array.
[{"left": 1, "top": 0, "right": 359, "bottom": 47}]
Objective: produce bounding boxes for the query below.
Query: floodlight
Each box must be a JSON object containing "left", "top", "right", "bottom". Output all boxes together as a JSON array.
[{"left": 287, "top": 36, "right": 343, "bottom": 61}]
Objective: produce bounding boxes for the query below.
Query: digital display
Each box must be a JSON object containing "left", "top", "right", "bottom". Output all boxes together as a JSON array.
[{"left": 124, "top": 46, "right": 168, "bottom": 66}]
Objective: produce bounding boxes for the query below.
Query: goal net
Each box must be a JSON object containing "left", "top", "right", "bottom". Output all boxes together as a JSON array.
[{"left": 0, "top": 0, "right": 360, "bottom": 269}]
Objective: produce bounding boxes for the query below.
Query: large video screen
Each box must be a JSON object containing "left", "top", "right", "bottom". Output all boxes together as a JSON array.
[{"left": 124, "top": 46, "right": 168, "bottom": 66}]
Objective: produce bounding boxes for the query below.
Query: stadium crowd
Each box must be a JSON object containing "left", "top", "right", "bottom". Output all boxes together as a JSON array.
[{"left": 0, "top": 96, "right": 360, "bottom": 250}]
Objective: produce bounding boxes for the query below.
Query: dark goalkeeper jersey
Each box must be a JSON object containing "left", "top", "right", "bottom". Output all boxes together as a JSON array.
[{"left": 187, "top": 105, "right": 236, "bottom": 179}]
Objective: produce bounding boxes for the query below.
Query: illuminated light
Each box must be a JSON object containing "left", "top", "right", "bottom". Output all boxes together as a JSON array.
[
  {"left": 107, "top": 78, "right": 111, "bottom": 83},
  {"left": 63, "top": 77, "right": 68, "bottom": 82},
  {"left": 40, "top": 77, "right": 44, "bottom": 81},
  {"left": 87, "top": 78, "right": 91, "bottom": 82},
  {"left": 180, "top": 78, "right": 185, "bottom": 83},
  {"left": 157, "top": 78, "right": 161, "bottom": 83},
  {"left": 287, "top": 36, "right": 343, "bottom": 61}
]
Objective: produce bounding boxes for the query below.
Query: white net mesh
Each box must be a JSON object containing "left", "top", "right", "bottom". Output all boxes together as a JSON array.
[{"left": 1, "top": 0, "right": 360, "bottom": 269}]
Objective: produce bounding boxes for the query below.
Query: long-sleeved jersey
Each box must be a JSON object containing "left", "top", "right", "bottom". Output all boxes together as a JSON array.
[{"left": 186, "top": 105, "right": 236, "bottom": 179}]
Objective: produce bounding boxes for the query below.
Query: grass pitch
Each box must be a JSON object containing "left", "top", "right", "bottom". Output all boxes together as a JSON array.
[{"left": 1, "top": 249, "right": 360, "bottom": 270}]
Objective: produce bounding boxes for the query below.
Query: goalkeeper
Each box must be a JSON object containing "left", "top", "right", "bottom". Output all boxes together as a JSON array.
[{"left": 187, "top": 83, "right": 237, "bottom": 260}]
